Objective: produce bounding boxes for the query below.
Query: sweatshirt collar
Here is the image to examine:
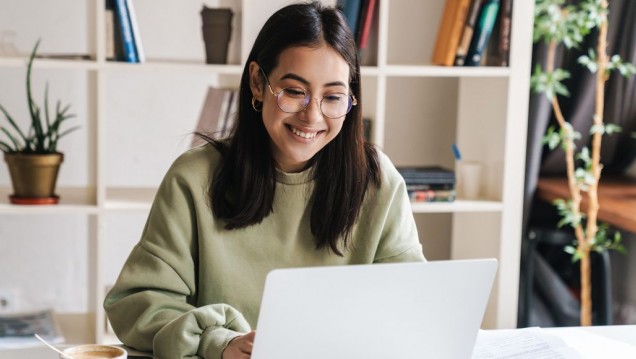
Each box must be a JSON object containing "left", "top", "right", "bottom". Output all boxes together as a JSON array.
[{"left": 275, "top": 166, "right": 315, "bottom": 185}]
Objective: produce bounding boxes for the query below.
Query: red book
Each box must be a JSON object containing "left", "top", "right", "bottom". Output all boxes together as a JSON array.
[{"left": 358, "top": 0, "right": 377, "bottom": 49}]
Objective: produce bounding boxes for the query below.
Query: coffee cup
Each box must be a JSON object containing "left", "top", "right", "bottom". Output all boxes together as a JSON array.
[{"left": 61, "top": 344, "right": 127, "bottom": 359}]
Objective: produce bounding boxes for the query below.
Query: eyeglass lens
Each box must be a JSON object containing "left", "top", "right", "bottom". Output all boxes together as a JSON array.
[{"left": 276, "top": 88, "right": 353, "bottom": 118}]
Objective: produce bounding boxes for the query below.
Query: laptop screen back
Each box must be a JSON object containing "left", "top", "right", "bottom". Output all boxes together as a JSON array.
[{"left": 251, "top": 259, "right": 498, "bottom": 359}]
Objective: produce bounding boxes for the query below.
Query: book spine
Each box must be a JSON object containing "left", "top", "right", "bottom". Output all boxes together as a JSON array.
[
  {"left": 358, "top": 0, "right": 376, "bottom": 49},
  {"left": 454, "top": 0, "right": 483, "bottom": 66},
  {"left": 465, "top": 0, "right": 501, "bottom": 66},
  {"left": 216, "top": 90, "right": 232, "bottom": 136},
  {"left": 497, "top": 0, "right": 512, "bottom": 66},
  {"left": 114, "top": 0, "right": 138, "bottom": 63},
  {"left": 362, "top": 118, "right": 372, "bottom": 142},
  {"left": 104, "top": 7, "right": 116, "bottom": 60},
  {"left": 408, "top": 189, "right": 456, "bottom": 202},
  {"left": 125, "top": 0, "right": 145, "bottom": 63},
  {"left": 431, "top": 0, "right": 473, "bottom": 66},
  {"left": 223, "top": 90, "right": 239, "bottom": 137},
  {"left": 406, "top": 183, "right": 455, "bottom": 191},
  {"left": 337, "top": 0, "right": 362, "bottom": 35}
]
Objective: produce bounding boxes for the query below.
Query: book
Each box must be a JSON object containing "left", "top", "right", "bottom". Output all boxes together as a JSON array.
[
  {"left": 431, "top": 0, "right": 473, "bottom": 66},
  {"left": 362, "top": 117, "right": 372, "bottom": 142},
  {"left": 125, "top": 0, "right": 145, "bottom": 63},
  {"left": 486, "top": 0, "right": 512, "bottom": 66},
  {"left": 406, "top": 183, "right": 455, "bottom": 191},
  {"left": 220, "top": 90, "right": 239, "bottom": 138},
  {"left": 216, "top": 89, "right": 234, "bottom": 138},
  {"left": 357, "top": 0, "right": 377, "bottom": 49},
  {"left": 337, "top": 0, "right": 363, "bottom": 35},
  {"left": 465, "top": 0, "right": 501, "bottom": 66},
  {"left": 105, "top": 0, "right": 125, "bottom": 61},
  {"left": 408, "top": 189, "right": 456, "bottom": 202},
  {"left": 454, "top": 0, "right": 483, "bottom": 66},
  {"left": 191, "top": 87, "right": 231, "bottom": 147},
  {"left": 113, "top": 0, "right": 138, "bottom": 63},
  {"left": 0, "top": 309, "right": 64, "bottom": 349},
  {"left": 357, "top": 2, "right": 379, "bottom": 66},
  {"left": 397, "top": 166, "right": 456, "bottom": 185},
  {"left": 104, "top": 5, "right": 116, "bottom": 60}
]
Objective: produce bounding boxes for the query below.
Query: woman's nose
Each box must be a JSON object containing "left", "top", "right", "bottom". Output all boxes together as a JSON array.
[{"left": 299, "top": 98, "right": 322, "bottom": 123}]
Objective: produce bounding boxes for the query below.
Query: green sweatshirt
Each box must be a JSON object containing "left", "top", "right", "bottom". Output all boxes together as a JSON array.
[{"left": 104, "top": 144, "right": 424, "bottom": 359}]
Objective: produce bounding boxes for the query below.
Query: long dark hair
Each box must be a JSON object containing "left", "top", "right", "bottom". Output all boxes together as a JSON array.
[{"left": 206, "top": 1, "right": 381, "bottom": 255}]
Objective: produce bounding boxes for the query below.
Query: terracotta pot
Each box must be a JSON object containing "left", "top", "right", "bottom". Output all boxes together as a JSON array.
[{"left": 4, "top": 152, "right": 64, "bottom": 202}]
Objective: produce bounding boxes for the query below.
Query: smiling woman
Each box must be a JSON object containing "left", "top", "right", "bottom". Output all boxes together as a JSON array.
[
  {"left": 251, "top": 45, "right": 352, "bottom": 173},
  {"left": 103, "top": 2, "right": 425, "bottom": 359}
]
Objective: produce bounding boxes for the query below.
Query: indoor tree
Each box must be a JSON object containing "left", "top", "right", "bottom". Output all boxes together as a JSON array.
[{"left": 531, "top": 0, "right": 635, "bottom": 326}]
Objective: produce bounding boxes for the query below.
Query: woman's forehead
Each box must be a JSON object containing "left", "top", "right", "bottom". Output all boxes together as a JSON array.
[{"left": 273, "top": 45, "right": 350, "bottom": 86}]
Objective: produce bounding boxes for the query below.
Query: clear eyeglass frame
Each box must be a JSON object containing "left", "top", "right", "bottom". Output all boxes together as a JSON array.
[{"left": 258, "top": 66, "right": 357, "bottom": 119}]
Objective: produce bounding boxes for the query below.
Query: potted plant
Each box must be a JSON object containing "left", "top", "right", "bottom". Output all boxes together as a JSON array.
[
  {"left": 531, "top": 0, "right": 635, "bottom": 325},
  {"left": 0, "top": 40, "right": 79, "bottom": 204}
]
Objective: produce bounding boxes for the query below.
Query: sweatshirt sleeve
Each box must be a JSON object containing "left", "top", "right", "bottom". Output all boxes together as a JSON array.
[
  {"left": 373, "top": 156, "right": 426, "bottom": 264},
  {"left": 104, "top": 155, "right": 251, "bottom": 359}
]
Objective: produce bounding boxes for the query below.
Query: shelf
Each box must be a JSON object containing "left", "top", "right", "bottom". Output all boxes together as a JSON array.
[
  {"left": 0, "top": 187, "right": 98, "bottom": 214},
  {"left": 101, "top": 60, "right": 244, "bottom": 74},
  {"left": 104, "top": 188, "right": 156, "bottom": 211},
  {"left": 384, "top": 65, "right": 511, "bottom": 78},
  {"left": 410, "top": 199, "right": 503, "bottom": 213},
  {"left": 0, "top": 0, "right": 535, "bottom": 339},
  {"left": 0, "top": 56, "right": 99, "bottom": 70},
  {"left": 0, "top": 56, "right": 244, "bottom": 74}
]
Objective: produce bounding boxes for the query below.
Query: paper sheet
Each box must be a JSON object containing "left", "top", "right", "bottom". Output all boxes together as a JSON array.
[{"left": 472, "top": 327, "right": 636, "bottom": 359}]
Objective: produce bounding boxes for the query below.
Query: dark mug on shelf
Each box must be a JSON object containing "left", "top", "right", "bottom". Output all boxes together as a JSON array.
[{"left": 200, "top": 7, "right": 233, "bottom": 64}]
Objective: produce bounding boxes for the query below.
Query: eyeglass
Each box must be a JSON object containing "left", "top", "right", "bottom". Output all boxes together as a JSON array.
[{"left": 259, "top": 66, "right": 357, "bottom": 119}]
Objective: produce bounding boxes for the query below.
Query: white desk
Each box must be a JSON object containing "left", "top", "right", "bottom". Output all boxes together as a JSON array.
[{"left": 0, "top": 325, "right": 634, "bottom": 358}]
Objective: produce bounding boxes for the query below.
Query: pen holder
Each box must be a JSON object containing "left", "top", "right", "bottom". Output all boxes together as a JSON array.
[
  {"left": 457, "top": 161, "right": 482, "bottom": 200},
  {"left": 201, "top": 7, "right": 233, "bottom": 64}
]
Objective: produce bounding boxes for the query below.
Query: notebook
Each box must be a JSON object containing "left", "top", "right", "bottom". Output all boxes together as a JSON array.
[{"left": 251, "top": 258, "right": 498, "bottom": 359}]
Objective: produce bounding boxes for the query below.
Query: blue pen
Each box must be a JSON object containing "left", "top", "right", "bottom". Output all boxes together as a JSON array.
[{"left": 452, "top": 144, "right": 462, "bottom": 161}]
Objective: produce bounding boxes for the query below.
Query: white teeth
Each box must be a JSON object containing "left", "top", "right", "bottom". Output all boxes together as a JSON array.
[{"left": 291, "top": 127, "right": 317, "bottom": 139}]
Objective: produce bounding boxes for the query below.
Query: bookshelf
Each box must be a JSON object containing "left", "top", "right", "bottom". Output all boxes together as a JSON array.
[{"left": 0, "top": 0, "right": 534, "bottom": 343}]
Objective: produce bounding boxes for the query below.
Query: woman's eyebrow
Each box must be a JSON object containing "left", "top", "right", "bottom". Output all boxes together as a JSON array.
[{"left": 279, "top": 73, "right": 347, "bottom": 88}]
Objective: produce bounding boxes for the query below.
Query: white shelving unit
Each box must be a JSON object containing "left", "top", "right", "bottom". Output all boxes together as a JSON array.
[{"left": 0, "top": 0, "right": 534, "bottom": 343}]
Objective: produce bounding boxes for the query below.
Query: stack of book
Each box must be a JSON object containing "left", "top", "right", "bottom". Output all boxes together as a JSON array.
[
  {"left": 105, "top": 0, "right": 145, "bottom": 63},
  {"left": 397, "top": 166, "right": 456, "bottom": 203},
  {"left": 431, "top": 0, "right": 513, "bottom": 67}
]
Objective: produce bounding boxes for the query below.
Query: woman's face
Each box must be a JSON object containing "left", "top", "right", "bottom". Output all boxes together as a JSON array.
[{"left": 250, "top": 45, "right": 351, "bottom": 173}]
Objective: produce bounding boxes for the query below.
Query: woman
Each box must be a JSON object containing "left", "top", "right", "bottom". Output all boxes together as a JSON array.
[{"left": 104, "top": 2, "right": 424, "bottom": 358}]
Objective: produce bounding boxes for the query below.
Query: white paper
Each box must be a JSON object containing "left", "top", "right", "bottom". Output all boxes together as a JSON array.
[{"left": 472, "top": 327, "right": 636, "bottom": 359}]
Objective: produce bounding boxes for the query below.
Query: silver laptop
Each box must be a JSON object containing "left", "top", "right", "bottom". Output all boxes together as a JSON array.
[{"left": 251, "top": 259, "right": 498, "bottom": 359}]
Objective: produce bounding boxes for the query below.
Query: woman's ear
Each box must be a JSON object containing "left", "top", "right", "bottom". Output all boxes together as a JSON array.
[{"left": 249, "top": 61, "right": 264, "bottom": 101}]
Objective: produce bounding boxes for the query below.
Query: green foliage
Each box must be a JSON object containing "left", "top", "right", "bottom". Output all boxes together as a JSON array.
[
  {"left": 553, "top": 198, "right": 583, "bottom": 228},
  {"left": 590, "top": 123, "right": 622, "bottom": 135},
  {"left": 531, "top": 65, "right": 571, "bottom": 100},
  {"left": 574, "top": 147, "right": 594, "bottom": 191},
  {"left": 579, "top": 51, "right": 636, "bottom": 76},
  {"left": 0, "top": 40, "right": 79, "bottom": 154},
  {"left": 541, "top": 124, "right": 581, "bottom": 151},
  {"left": 565, "top": 223, "right": 626, "bottom": 263},
  {"left": 533, "top": 0, "right": 605, "bottom": 48},
  {"left": 592, "top": 223, "right": 626, "bottom": 254}
]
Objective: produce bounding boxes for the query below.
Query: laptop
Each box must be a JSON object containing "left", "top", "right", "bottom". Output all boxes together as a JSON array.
[{"left": 251, "top": 259, "right": 498, "bottom": 359}]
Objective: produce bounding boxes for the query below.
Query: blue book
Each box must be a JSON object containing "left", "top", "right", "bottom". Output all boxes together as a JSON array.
[
  {"left": 465, "top": 0, "right": 500, "bottom": 66},
  {"left": 113, "top": 0, "right": 138, "bottom": 63},
  {"left": 337, "top": 0, "right": 362, "bottom": 35}
]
